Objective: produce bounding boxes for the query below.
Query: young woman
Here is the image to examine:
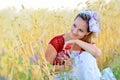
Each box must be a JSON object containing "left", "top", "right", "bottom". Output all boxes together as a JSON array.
[{"left": 45, "top": 10, "right": 102, "bottom": 80}]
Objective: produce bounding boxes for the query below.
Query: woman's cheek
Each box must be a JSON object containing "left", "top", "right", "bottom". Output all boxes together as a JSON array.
[
  {"left": 71, "top": 27, "right": 74, "bottom": 32},
  {"left": 78, "top": 33, "right": 84, "bottom": 39}
]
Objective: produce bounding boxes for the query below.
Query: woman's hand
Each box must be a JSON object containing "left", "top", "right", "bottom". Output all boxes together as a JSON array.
[{"left": 63, "top": 39, "right": 77, "bottom": 50}]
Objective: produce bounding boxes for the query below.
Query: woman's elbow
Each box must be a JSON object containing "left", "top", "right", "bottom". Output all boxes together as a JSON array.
[
  {"left": 95, "top": 49, "right": 102, "bottom": 58},
  {"left": 45, "top": 53, "right": 54, "bottom": 64}
]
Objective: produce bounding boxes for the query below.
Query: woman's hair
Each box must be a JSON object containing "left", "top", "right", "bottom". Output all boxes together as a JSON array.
[
  {"left": 74, "top": 12, "right": 97, "bottom": 43},
  {"left": 74, "top": 13, "right": 90, "bottom": 32}
]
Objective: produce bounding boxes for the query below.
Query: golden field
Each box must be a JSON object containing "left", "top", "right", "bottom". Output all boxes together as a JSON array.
[{"left": 0, "top": 0, "right": 120, "bottom": 80}]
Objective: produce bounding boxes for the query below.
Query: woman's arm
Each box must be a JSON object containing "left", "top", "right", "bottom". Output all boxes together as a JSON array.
[
  {"left": 45, "top": 44, "right": 72, "bottom": 73},
  {"left": 45, "top": 44, "right": 63, "bottom": 73},
  {"left": 64, "top": 39, "right": 101, "bottom": 58},
  {"left": 45, "top": 44, "right": 57, "bottom": 64},
  {"left": 76, "top": 40, "right": 101, "bottom": 58}
]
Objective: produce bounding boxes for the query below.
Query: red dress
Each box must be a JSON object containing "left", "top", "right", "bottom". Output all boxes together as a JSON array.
[
  {"left": 49, "top": 34, "right": 65, "bottom": 53},
  {"left": 49, "top": 34, "right": 70, "bottom": 65},
  {"left": 49, "top": 34, "right": 86, "bottom": 65}
]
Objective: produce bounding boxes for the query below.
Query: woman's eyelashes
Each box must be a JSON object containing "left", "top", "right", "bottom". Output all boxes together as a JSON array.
[
  {"left": 73, "top": 24, "right": 84, "bottom": 32},
  {"left": 79, "top": 29, "right": 84, "bottom": 32},
  {"left": 73, "top": 24, "right": 76, "bottom": 28}
]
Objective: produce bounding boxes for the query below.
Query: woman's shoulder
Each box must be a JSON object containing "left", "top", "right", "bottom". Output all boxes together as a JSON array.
[
  {"left": 49, "top": 34, "right": 65, "bottom": 53},
  {"left": 50, "top": 34, "right": 64, "bottom": 42},
  {"left": 53, "top": 34, "right": 64, "bottom": 39}
]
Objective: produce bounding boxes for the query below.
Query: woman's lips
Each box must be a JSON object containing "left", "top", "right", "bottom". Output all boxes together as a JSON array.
[{"left": 71, "top": 33, "right": 78, "bottom": 38}]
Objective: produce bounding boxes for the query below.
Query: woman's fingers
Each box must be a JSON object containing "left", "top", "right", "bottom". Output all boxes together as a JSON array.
[
  {"left": 63, "top": 41, "right": 72, "bottom": 50},
  {"left": 63, "top": 40, "right": 76, "bottom": 50}
]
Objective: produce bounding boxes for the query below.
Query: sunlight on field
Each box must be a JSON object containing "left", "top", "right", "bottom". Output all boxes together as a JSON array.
[
  {"left": 0, "top": 0, "right": 87, "bottom": 10},
  {"left": 0, "top": 0, "right": 120, "bottom": 79}
]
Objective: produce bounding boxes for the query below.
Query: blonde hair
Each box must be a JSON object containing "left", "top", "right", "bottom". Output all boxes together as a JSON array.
[{"left": 82, "top": 32, "right": 97, "bottom": 43}]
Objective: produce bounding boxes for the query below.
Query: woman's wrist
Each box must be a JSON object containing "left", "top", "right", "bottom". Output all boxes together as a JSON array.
[{"left": 75, "top": 39, "right": 80, "bottom": 45}]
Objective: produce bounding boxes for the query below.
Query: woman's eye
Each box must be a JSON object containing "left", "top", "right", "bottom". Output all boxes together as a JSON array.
[
  {"left": 79, "top": 29, "right": 84, "bottom": 32},
  {"left": 73, "top": 24, "right": 76, "bottom": 28}
]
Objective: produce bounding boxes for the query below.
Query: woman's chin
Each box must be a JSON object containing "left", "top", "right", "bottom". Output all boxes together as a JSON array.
[
  {"left": 70, "top": 33, "right": 81, "bottom": 39},
  {"left": 71, "top": 36, "right": 79, "bottom": 39},
  {"left": 71, "top": 35, "right": 82, "bottom": 39},
  {"left": 70, "top": 34, "right": 77, "bottom": 39}
]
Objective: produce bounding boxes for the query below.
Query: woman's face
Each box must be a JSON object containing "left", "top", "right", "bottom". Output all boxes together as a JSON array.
[{"left": 70, "top": 17, "right": 90, "bottom": 39}]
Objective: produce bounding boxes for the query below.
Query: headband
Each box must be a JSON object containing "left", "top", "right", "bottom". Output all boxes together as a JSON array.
[{"left": 79, "top": 10, "right": 100, "bottom": 33}]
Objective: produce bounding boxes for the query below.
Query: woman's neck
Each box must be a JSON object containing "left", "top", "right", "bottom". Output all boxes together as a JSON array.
[
  {"left": 63, "top": 33, "right": 82, "bottom": 52},
  {"left": 63, "top": 33, "right": 73, "bottom": 42}
]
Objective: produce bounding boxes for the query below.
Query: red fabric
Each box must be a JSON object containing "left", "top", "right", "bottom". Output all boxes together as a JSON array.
[
  {"left": 53, "top": 50, "right": 70, "bottom": 65},
  {"left": 49, "top": 34, "right": 71, "bottom": 65},
  {"left": 49, "top": 34, "right": 64, "bottom": 53},
  {"left": 49, "top": 34, "right": 92, "bottom": 65}
]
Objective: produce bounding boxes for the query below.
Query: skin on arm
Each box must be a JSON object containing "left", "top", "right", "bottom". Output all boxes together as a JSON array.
[
  {"left": 45, "top": 44, "right": 65, "bottom": 73},
  {"left": 76, "top": 40, "right": 101, "bottom": 58},
  {"left": 63, "top": 39, "right": 101, "bottom": 58},
  {"left": 45, "top": 44, "right": 57, "bottom": 64}
]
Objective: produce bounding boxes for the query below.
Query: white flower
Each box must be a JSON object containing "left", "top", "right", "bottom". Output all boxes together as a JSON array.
[{"left": 79, "top": 10, "right": 100, "bottom": 33}]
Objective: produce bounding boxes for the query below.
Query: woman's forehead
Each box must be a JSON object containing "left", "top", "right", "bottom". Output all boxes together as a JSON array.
[{"left": 74, "top": 17, "right": 88, "bottom": 29}]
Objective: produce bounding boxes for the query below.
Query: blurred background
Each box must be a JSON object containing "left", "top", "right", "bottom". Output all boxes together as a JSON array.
[{"left": 0, "top": 0, "right": 120, "bottom": 80}]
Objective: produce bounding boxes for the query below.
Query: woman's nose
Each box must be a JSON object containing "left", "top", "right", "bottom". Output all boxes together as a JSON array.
[{"left": 73, "top": 29, "right": 78, "bottom": 34}]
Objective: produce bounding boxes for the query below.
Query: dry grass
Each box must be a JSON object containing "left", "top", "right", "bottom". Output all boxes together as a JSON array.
[{"left": 0, "top": 0, "right": 120, "bottom": 79}]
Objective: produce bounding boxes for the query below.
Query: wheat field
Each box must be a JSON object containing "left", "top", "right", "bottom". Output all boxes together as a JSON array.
[{"left": 0, "top": 0, "right": 120, "bottom": 80}]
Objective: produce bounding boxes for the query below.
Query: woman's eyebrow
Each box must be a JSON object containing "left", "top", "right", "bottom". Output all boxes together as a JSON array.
[{"left": 74, "top": 23, "right": 77, "bottom": 27}]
